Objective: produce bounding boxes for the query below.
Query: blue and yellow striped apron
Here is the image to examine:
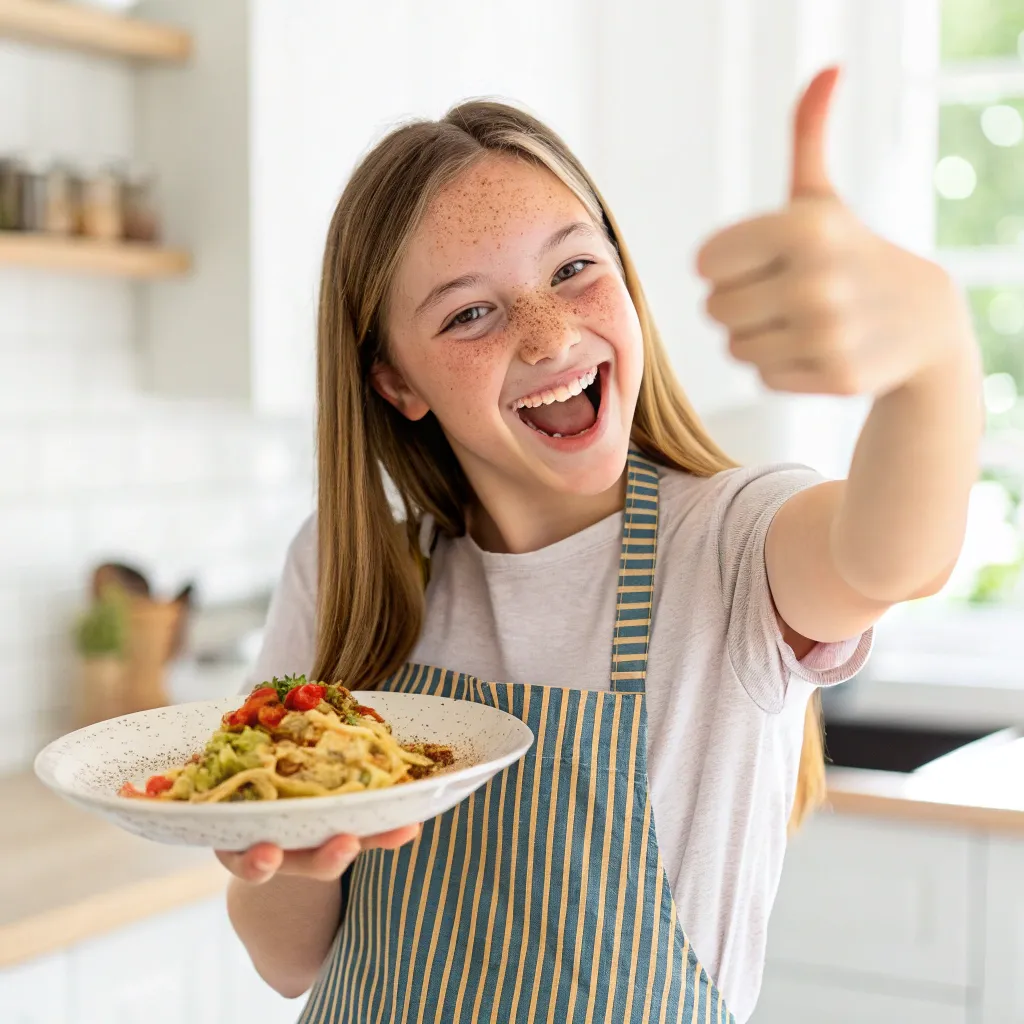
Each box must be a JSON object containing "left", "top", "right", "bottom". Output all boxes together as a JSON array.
[{"left": 298, "top": 449, "right": 734, "bottom": 1023}]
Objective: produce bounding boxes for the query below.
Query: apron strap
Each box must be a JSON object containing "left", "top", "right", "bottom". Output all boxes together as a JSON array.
[{"left": 610, "top": 446, "right": 660, "bottom": 694}]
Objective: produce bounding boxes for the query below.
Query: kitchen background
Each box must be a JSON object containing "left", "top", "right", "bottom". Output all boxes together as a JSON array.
[{"left": 0, "top": 0, "right": 1022, "bottom": 1022}]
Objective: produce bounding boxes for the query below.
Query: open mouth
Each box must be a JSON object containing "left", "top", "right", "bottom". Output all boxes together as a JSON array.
[{"left": 513, "top": 364, "right": 605, "bottom": 439}]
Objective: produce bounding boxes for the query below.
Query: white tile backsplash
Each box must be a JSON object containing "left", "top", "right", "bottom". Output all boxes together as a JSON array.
[
  {"left": 0, "top": 41, "right": 314, "bottom": 774},
  {"left": 0, "top": 43, "right": 31, "bottom": 154}
]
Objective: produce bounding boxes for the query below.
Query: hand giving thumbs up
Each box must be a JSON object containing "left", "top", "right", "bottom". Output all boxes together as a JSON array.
[{"left": 696, "top": 67, "right": 972, "bottom": 397}]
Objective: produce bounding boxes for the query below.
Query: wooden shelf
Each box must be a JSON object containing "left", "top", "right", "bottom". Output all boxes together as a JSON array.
[
  {"left": 0, "top": 233, "right": 191, "bottom": 278},
  {"left": 0, "top": 0, "right": 191, "bottom": 63}
]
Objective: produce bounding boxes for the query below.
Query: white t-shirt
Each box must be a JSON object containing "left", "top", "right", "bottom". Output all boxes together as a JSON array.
[{"left": 248, "top": 462, "right": 872, "bottom": 1023}]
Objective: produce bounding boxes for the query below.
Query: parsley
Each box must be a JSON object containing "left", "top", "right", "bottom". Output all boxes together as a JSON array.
[{"left": 262, "top": 674, "right": 307, "bottom": 702}]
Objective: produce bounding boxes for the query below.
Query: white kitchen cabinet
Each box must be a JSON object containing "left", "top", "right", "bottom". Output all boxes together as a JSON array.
[
  {"left": 0, "top": 896, "right": 306, "bottom": 1024},
  {"left": 0, "top": 952, "right": 70, "bottom": 1024},
  {"left": 67, "top": 900, "right": 224, "bottom": 1024},
  {"left": 219, "top": 906, "right": 305, "bottom": 1024},
  {"left": 982, "top": 838, "right": 1024, "bottom": 1024},
  {"left": 766, "top": 815, "right": 976, "bottom": 989},
  {"left": 752, "top": 969, "right": 967, "bottom": 1024},
  {"left": 135, "top": 0, "right": 299, "bottom": 415}
]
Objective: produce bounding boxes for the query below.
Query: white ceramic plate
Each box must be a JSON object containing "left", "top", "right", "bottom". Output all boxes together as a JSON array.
[{"left": 34, "top": 692, "right": 533, "bottom": 851}]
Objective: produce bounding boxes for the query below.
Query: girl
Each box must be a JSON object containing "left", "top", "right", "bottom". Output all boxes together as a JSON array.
[{"left": 219, "top": 69, "right": 981, "bottom": 1023}]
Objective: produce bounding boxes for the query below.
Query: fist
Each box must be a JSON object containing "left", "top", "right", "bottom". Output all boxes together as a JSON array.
[{"left": 696, "top": 67, "right": 969, "bottom": 397}]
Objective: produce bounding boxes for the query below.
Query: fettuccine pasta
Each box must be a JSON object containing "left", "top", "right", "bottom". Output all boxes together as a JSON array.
[{"left": 119, "top": 676, "right": 454, "bottom": 803}]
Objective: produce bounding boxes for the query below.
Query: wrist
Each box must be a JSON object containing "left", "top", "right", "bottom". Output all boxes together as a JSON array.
[{"left": 896, "top": 282, "right": 981, "bottom": 402}]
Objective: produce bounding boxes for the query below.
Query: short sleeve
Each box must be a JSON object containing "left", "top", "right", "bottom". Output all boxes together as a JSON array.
[
  {"left": 243, "top": 515, "right": 318, "bottom": 692},
  {"left": 715, "top": 465, "right": 873, "bottom": 713}
]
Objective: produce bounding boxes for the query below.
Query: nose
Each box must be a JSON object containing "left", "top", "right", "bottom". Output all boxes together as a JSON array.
[{"left": 509, "top": 291, "right": 580, "bottom": 366}]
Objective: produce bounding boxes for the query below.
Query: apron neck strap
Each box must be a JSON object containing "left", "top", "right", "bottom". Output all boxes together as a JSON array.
[{"left": 609, "top": 446, "right": 660, "bottom": 694}]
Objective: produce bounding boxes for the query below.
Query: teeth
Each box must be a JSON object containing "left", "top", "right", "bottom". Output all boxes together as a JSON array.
[{"left": 513, "top": 367, "right": 599, "bottom": 412}]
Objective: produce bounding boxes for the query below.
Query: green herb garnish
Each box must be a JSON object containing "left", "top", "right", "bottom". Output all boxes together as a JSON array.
[{"left": 261, "top": 674, "right": 308, "bottom": 702}]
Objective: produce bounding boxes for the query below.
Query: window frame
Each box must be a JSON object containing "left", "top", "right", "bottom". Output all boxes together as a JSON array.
[{"left": 868, "top": 0, "right": 1024, "bottom": 681}]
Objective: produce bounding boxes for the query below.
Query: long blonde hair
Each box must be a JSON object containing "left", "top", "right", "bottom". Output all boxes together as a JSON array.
[{"left": 312, "top": 99, "right": 825, "bottom": 832}]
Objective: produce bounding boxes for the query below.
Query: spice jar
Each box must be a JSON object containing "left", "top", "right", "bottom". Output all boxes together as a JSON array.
[
  {"left": 123, "top": 167, "right": 160, "bottom": 243},
  {"left": 0, "top": 159, "right": 22, "bottom": 231},
  {"left": 82, "top": 165, "right": 124, "bottom": 241},
  {"left": 18, "top": 157, "right": 48, "bottom": 233},
  {"left": 69, "top": 171, "right": 86, "bottom": 236},
  {"left": 42, "top": 163, "right": 76, "bottom": 235}
]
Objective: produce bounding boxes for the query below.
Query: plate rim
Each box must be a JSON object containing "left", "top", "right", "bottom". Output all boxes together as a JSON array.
[{"left": 34, "top": 693, "right": 534, "bottom": 814}]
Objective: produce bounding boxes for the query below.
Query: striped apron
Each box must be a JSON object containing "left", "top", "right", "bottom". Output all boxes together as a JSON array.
[{"left": 298, "top": 449, "right": 735, "bottom": 1024}]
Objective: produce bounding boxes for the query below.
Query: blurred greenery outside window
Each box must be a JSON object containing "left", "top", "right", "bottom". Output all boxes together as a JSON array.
[{"left": 935, "top": 0, "right": 1024, "bottom": 605}]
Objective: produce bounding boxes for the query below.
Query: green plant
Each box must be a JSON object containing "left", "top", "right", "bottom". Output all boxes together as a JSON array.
[
  {"left": 75, "top": 589, "right": 128, "bottom": 658},
  {"left": 967, "top": 467, "right": 1024, "bottom": 604}
]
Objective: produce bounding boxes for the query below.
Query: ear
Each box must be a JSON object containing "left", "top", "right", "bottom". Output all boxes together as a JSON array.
[{"left": 369, "top": 361, "right": 430, "bottom": 421}]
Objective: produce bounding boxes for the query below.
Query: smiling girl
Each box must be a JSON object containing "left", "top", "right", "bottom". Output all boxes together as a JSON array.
[{"left": 218, "top": 70, "right": 981, "bottom": 1023}]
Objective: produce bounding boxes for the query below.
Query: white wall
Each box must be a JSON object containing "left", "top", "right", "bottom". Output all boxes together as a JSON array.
[
  {"left": 0, "top": 42, "right": 313, "bottom": 773},
  {"left": 247, "top": 0, "right": 601, "bottom": 416}
]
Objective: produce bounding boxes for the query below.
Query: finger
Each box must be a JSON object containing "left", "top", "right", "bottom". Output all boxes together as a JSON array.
[
  {"left": 715, "top": 269, "right": 853, "bottom": 342},
  {"left": 759, "top": 356, "right": 867, "bottom": 396},
  {"left": 276, "top": 834, "right": 363, "bottom": 881},
  {"left": 216, "top": 843, "right": 284, "bottom": 884},
  {"left": 758, "top": 366, "right": 826, "bottom": 394},
  {"left": 706, "top": 273, "right": 791, "bottom": 335},
  {"left": 698, "top": 201, "right": 851, "bottom": 289},
  {"left": 791, "top": 67, "right": 840, "bottom": 200},
  {"left": 361, "top": 824, "right": 422, "bottom": 850},
  {"left": 728, "top": 327, "right": 802, "bottom": 369},
  {"left": 729, "top": 320, "right": 856, "bottom": 371},
  {"left": 695, "top": 212, "right": 788, "bottom": 285}
]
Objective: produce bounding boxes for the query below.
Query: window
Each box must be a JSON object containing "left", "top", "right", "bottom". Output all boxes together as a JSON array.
[
  {"left": 862, "top": 0, "right": 1024, "bottom": 687},
  {"left": 930, "top": 0, "right": 1024, "bottom": 606}
]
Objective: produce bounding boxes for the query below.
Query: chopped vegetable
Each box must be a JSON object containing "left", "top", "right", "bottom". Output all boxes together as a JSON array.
[
  {"left": 119, "top": 676, "right": 453, "bottom": 803},
  {"left": 222, "top": 686, "right": 283, "bottom": 730},
  {"left": 268, "top": 674, "right": 308, "bottom": 702},
  {"left": 354, "top": 703, "right": 385, "bottom": 724},
  {"left": 284, "top": 683, "right": 326, "bottom": 712},
  {"left": 257, "top": 703, "right": 287, "bottom": 729},
  {"left": 145, "top": 774, "right": 174, "bottom": 796}
]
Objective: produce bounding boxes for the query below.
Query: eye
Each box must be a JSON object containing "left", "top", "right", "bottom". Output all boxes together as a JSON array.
[
  {"left": 552, "top": 258, "right": 594, "bottom": 285},
  {"left": 442, "top": 305, "right": 490, "bottom": 332}
]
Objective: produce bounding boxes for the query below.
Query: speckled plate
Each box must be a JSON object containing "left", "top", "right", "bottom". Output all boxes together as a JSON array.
[{"left": 34, "top": 692, "right": 533, "bottom": 851}]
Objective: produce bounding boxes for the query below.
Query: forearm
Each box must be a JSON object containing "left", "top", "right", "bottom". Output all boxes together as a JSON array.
[
  {"left": 832, "top": 333, "right": 983, "bottom": 602},
  {"left": 227, "top": 874, "right": 341, "bottom": 998}
]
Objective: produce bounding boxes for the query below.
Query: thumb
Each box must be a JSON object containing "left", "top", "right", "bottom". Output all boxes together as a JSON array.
[{"left": 790, "top": 66, "right": 840, "bottom": 200}]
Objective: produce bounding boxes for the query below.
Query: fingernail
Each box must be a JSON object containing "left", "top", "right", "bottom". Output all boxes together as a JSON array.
[{"left": 253, "top": 854, "right": 275, "bottom": 872}]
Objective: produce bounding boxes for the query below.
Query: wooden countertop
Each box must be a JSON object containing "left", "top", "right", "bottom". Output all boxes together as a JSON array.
[
  {"left": 2, "top": 734, "right": 1022, "bottom": 969},
  {"left": 0, "top": 773, "right": 227, "bottom": 969},
  {"left": 826, "top": 733, "right": 1024, "bottom": 834}
]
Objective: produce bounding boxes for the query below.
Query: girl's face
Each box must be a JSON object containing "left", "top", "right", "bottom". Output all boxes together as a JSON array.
[{"left": 377, "top": 155, "right": 643, "bottom": 502}]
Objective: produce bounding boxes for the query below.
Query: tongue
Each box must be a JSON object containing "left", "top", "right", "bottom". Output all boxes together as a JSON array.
[{"left": 520, "top": 392, "right": 596, "bottom": 436}]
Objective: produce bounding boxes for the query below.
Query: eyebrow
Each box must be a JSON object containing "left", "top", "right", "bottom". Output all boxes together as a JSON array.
[{"left": 413, "top": 220, "right": 599, "bottom": 320}]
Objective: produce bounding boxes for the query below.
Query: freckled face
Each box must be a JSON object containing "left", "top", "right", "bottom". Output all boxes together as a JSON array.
[{"left": 383, "top": 154, "right": 643, "bottom": 497}]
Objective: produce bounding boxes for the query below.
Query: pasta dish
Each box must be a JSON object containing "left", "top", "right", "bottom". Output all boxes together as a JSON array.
[{"left": 119, "top": 676, "right": 454, "bottom": 803}]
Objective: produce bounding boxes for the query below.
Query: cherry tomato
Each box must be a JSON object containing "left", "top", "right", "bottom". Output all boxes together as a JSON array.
[
  {"left": 222, "top": 708, "right": 250, "bottom": 730},
  {"left": 223, "top": 687, "right": 282, "bottom": 729},
  {"left": 119, "top": 782, "right": 145, "bottom": 798},
  {"left": 284, "top": 683, "right": 326, "bottom": 712},
  {"left": 354, "top": 703, "right": 384, "bottom": 723},
  {"left": 257, "top": 703, "right": 287, "bottom": 729},
  {"left": 145, "top": 774, "right": 174, "bottom": 797},
  {"left": 247, "top": 687, "right": 279, "bottom": 708}
]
